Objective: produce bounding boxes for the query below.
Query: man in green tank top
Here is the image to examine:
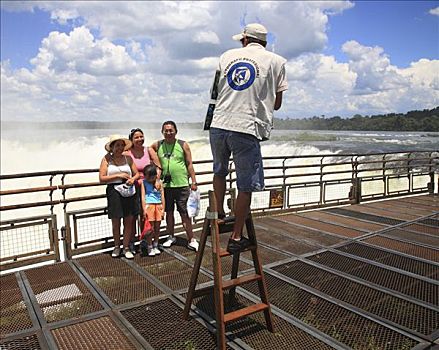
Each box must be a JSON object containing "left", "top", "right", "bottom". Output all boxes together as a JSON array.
[{"left": 152, "top": 121, "right": 199, "bottom": 251}]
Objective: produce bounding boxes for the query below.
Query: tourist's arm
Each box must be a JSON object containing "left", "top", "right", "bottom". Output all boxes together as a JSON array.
[
  {"left": 148, "top": 146, "right": 162, "bottom": 180},
  {"left": 140, "top": 181, "right": 147, "bottom": 219},
  {"left": 274, "top": 91, "right": 283, "bottom": 110},
  {"left": 127, "top": 157, "right": 140, "bottom": 185},
  {"left": 183, "top": 142, "right": 197, "bottom": 191},
  {"left": 160, "top": 185, "right": 165, "bottom": 219},
  {"left": 98, "top": 156, "right": 109, "bottom": 183}
]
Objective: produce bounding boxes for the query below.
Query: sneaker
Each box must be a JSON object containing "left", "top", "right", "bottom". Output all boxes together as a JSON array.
[
  {"left": 128, "top": 242, "right": 136, "bottom": 255},
  {"left": 111, "top": 247, "right": 121, "bottom": 258},
  {"left": 153, "top": 247, "right": 161, "bottom": 255},
  {"left": 147, "top": 246, "right": 156, "bottom": 257},
  {"left": 124, "top": 249, "right": 134, "bottom": 259},
  {"left": 226, "top": 237, "right": 252, "bottom": 254},
  {"left": 162, "top": 236, "right": 177, "bottom": 248},
  {"left": 187, "top": 239, "right": 199, "bottom": 252}
]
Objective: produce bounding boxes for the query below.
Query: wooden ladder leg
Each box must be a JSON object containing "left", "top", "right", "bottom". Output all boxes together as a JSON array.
[
  {"left": 228, "top": 251, "right": 240, "bottom": 303},
  {"left": 183, "top": 217, "right": 210, "bottom": 320},
  {"left": 209, "top": 191, "right": 227, "bottom": 350},
  {"left": 245, "top": 215, "right": 274, "bottom": 332}
]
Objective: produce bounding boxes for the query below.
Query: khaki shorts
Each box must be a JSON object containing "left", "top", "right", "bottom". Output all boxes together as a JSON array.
[{"left": 145, "top": 203, "right": 164, "bottom": 221}]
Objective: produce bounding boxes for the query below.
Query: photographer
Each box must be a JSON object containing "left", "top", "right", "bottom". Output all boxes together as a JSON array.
[{"left": 151, "top": 121, "right": 199, "bottom": 251}]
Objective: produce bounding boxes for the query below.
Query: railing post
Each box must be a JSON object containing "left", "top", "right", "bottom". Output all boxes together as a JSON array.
[
  {"left": 382, "top": 154, "right": 387, "bottom": 196},
  {"left": 320, "top": 156, "right": 324, "bottom": 205},
  {"left": 282, "top": 157, "right": 287, "bottom": 209},
  {"left": 350, "top": 156, "right": 361, "bottom": 204},
  {"left": 428, "top": 151, "right": 436, "bottom": 194},
  {"left": 407, "top": 152, "right": 412, "bottom": 193},
  {"left": 50, "top": 215, "right": 61, "bottom": 262},
  {"left": 49, "top": 174, "right": 55, "bottom": 215},
  {"left": 353, "top": 177, "right": 362, "bottom": 204},
  {"left": 63, "top": 212, "right": 72, "bottom": 260}
]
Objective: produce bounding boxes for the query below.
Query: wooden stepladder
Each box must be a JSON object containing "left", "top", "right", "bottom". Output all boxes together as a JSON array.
[{"left": 183, "top": 191, "right": 274, "bottom": 349}]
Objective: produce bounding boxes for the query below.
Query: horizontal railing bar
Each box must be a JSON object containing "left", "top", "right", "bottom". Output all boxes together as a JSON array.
[
  {"left": 0, "top": 248, "right": 52, "bottom": 262},
  {"left": 1, "top": 151, "right": 436, "bottom": 179},
  {"left": 0, "top": 168, "right": 99, "bottom": 179},
  {"left": 58, "top": 182, "right": 103, "bottom": 189},
  {"left": 0, "top": 215, "right": 53, "bottom": 225},
  {"left": 0, "top": 220, "right": 51, "bottom": 231},
  {"left": 0, "top": 200, "right": 60, "bottom": 211},
  {"left": 0, "top": 186, "right": 58, "bottom": 196},
  {"left": 0, "top": 253, "right": 57, "bottom": 270}
]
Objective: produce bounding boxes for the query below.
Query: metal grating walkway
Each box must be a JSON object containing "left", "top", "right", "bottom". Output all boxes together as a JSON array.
[{"left": 1, "top": 194, "right": 438, "bottom": 349}]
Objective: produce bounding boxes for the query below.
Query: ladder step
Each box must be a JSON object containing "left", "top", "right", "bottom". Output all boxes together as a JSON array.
[
  {"left": 192, "top": 285, "right": 214, "bottom": 298},
  {"left": 191, "top": 274, "right": 262, "bottom": 297},
  {"left": 222, "top": 274, "right": 262, "bottom": 289},
  {"left": 218, "top": 222, "right": 235, "bottom": 234},
  {"left": 218, "top": 215, "right": 235, "bottom": 224},
  {"left": 219, "top": 246, "right": 256, "bottom": 257},
  {"left": 224, "top": 303, "right": 269, "bottom": 323},
  {"left": 217, "top": 216, "right": 235, "bottom": 234}
]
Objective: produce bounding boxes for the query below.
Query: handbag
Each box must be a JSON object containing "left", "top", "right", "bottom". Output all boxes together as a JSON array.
[{"left": 114, "top": 183, "right": 136, "bottom": 197}]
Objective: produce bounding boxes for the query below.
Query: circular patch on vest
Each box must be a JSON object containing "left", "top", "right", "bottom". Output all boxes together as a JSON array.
[{"left": 227, "top": 62, "right": 256, "bottom": 91}]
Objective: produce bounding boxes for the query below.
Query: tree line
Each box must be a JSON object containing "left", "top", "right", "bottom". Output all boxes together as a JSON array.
[
  {"left": 274, "top": 107, "right": 439, "bottom": 132},
  {"left": 2, "top": 107, "right": 438, "bottom": 132}
]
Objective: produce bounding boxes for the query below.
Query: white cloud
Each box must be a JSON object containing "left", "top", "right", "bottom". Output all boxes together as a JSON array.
[
  {"left": 1, "top": 1, "right": 437, "bottom": 123},
  {"left": 30, "top": 27, "right": 137, "bottom": 76},
  {"left": 429, "top": 7, "right": 439, "bottom": 16},
  {"left": 342, "top": 40, "right": 406, "bottom": 93},
  {"left": 193, "top": 31, "right": 220, "bottom": 44},
  {"left": 281, "top": 44, "right": 438, "bottom": 117}
]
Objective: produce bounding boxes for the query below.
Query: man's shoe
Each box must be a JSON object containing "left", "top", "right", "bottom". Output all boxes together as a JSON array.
[
  {"left": 153, "top": 247, "right": 161, "bottom": 255},
  {"left": 111, "top": 247, "right": 121, "bottom": 258},
  {"left": 124, "top": 249, "right": 134, "bottom": 259},
  {"left": 226, "top": 237, "right": 252, "bottom": 254},
  {"left": 187, "top": 239, "right": 199, "bottom": 252},
  {"left": 162, "top": 236, "right": 177, "bottom": 248},
  {"left": 147, "top": 247, "right": 156, "bottom": 257}
]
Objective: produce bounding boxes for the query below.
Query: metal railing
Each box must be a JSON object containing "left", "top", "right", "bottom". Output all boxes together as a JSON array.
[
  {"left": 1, "top": 150, "right": 437, "bottom": 270},
  {"left": 0, "top": 215, "right": 59, "bottom": 270}
]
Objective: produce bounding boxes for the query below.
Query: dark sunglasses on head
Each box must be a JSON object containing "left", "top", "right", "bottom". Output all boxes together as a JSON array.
[{"left": 129, "top": 128, "right": 143, "bottom": 139}]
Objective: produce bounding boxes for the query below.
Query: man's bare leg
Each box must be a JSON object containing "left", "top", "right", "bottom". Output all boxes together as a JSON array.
[
  {"left": 213, "top": 174, "right": 226, "bottom": 217},
  {"left": 166, "top": 211, "right": 175, "bottom": 237},
  {"left": 181, "top": 213, "right": 194, "bottom": 241},
  {"left": 230, "top": 191, "right": 251, "bottom": 240}
]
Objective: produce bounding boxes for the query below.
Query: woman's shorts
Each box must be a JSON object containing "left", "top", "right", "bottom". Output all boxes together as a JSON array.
[
  {"left": 164, "top": 186, "right": 190, "bottom": 215},
  {"left": 106, "top": 184, "right": 140, "bottom": 219},
  {"left": 145, "top": 203, "right": 164, "bottom": 221}
]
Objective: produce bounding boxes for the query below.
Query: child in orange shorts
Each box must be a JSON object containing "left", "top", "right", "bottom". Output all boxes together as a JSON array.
[{"left": 140, "top": 164, "right": 165, "bottom": 257}]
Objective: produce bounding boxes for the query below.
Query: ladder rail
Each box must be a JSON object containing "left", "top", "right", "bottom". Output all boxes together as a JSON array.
[{"left": 183, "top": 190, "right": 274, "bottom": 350}]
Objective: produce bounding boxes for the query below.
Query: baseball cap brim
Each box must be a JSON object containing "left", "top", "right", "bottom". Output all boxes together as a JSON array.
[{"left": 232, "top": 33, "right": 244, "bottom": 41}]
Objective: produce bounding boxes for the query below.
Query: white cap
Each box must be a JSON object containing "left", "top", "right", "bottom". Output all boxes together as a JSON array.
[{"left": 232, "top": 23, "right": 267, "bottom": 42}]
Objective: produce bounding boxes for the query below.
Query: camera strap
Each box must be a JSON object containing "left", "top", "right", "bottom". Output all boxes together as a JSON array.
[{"left": 160, "top": 140, "right": 176, "bottom": 177}]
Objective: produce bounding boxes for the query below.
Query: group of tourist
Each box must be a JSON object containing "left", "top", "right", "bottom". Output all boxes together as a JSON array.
[
  {"left": 99, "top": 121, "right": 198, "bottom": 259},
  {"left": 99, "top": 23, "right": 287, "bottom": 259}
]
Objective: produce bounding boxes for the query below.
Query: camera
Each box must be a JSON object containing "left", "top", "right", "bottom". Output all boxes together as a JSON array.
[{"left": 163, "top": 174, "right": 172, "bottom": 184}]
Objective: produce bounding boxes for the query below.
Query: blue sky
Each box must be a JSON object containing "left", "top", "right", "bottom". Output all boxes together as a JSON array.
[
  {"left": 1, "top": 1, "right": 438, "bottom": 122},
  {"left": 326, "top": 1, "right": 439, "bottom": 66}
]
